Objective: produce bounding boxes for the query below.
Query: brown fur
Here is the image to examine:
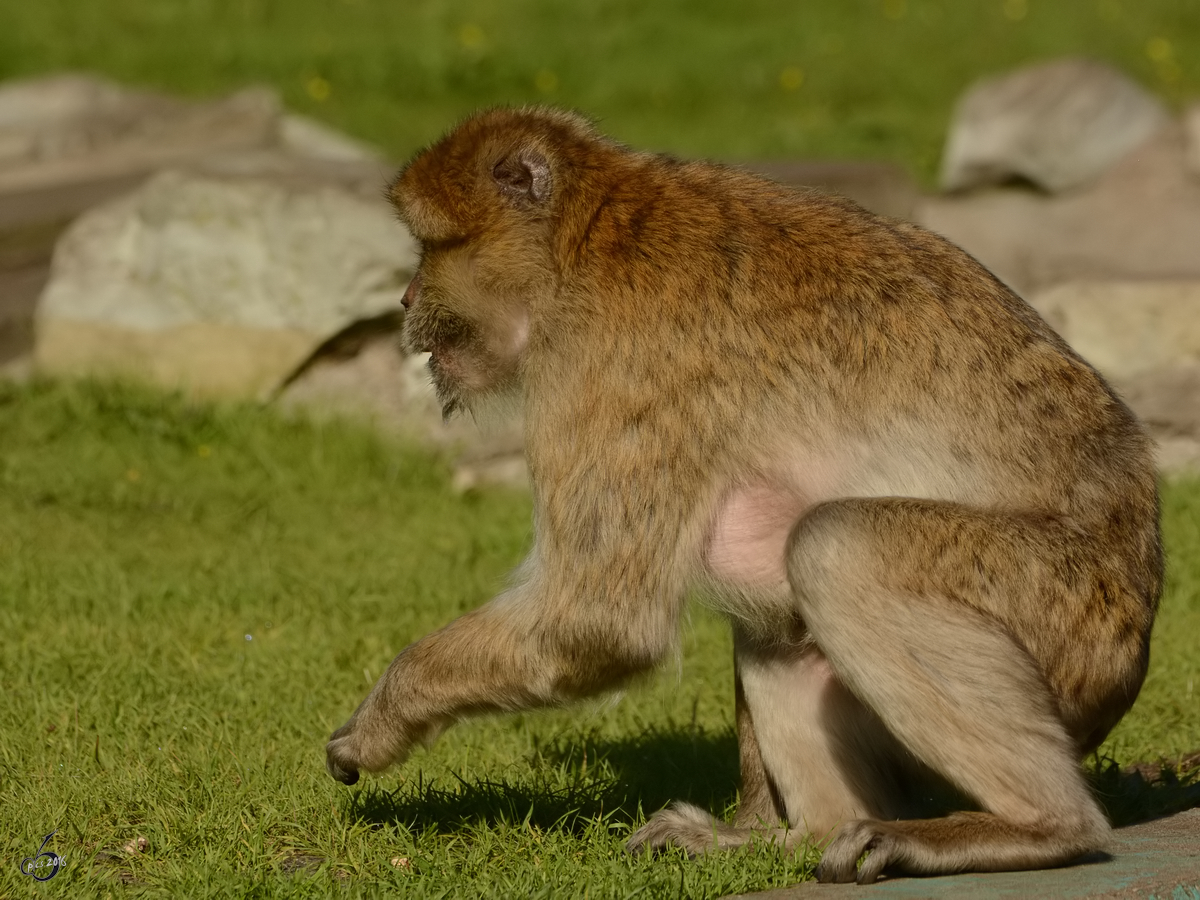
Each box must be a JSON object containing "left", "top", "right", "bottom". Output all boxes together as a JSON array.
[{"left": 326, "top": 106, "right": 1162, "bottom": 884}]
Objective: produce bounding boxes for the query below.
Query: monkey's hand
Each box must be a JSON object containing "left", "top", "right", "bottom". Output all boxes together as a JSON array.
[
  {"left": 324, "top": 712, "right": 436, "bottom": 785},
  {"left": 324, "top": 685, "right": 441, "bottom": 786},
  {"left": 325, "top": 577, "right": 677, "bottom": 786},
  {"left": 324, "top": 720, "right": 367, "bottom": 785}
]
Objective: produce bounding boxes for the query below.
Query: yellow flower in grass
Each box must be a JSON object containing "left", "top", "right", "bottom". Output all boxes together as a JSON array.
[
  {"left": 779, "top": 66, "right": 804, "bottom": 92},
  {"left": 306, "top": 75, "right": 331, "bottom": 102}
]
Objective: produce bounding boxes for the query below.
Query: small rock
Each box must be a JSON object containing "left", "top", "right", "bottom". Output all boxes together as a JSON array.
[
  {"left": 277, "top": 315, "right": 527, "bottom": 489},
  {"left": 940, "top": 58, "right": 1170, "bottom": 193},
  {"left": 123, "top": 836, "right": 148, "bottom": 855},
  {"left": 280, "top": 852, "right": 323, "bottom": 874}
]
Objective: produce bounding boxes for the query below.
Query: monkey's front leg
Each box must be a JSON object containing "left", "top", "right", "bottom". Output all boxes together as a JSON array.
[
  {"left": 326, "top": 597, "right": 541, "bottom": 783},
  {"left": 326, "top": 585, "right": 672, "bottom": 784}
]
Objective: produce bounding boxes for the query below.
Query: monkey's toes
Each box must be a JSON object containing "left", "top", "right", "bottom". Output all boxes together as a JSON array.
[
  {"left": 626, "top": 803, "right": 719, "bottom": 857},
  {"left": 817, "top": 820, "right": 894, "bottom": 885}
]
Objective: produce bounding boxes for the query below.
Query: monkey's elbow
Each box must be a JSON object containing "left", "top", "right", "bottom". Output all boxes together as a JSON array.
[{"left": 547, "top": 632, "right": 672, "bottom": 699}]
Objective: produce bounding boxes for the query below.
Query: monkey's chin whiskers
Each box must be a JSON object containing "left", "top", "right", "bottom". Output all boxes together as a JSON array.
[{"left": 439, "top": 397, "right": 463, "bottom": 421}]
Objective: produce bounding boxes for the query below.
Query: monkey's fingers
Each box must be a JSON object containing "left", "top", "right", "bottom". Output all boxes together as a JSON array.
[{"left": 325, "top": 731, "right": 362, "bottom": 785}]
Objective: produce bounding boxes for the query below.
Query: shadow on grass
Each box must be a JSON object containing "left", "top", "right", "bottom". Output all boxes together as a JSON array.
[
  {"left": 1090, "top": 753, "right": 1200, "bottom": 828},
  {"left": 343, "top": 730, "right": 1200, "bottom": 839},
  {"left": 345, "top": 726, "right": 739, "bottom": 835}
]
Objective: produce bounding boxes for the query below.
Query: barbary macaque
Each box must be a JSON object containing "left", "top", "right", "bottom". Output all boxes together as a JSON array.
[{"left": 326, "top": 106, "right": 1162, "bottom": 884}]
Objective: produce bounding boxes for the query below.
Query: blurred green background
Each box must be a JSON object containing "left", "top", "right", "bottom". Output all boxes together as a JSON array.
[{"left": 1, "top": 0, "right": 1197, "bottom": 182}]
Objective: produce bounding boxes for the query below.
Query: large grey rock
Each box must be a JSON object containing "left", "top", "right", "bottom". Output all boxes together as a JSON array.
[
  {"left": 1029, "top": 280, "right": 1200, "bottom": 474},
  {"left": 3, "top": 73, "right": 525, "bottom": 481},
  {"left": 0, "top": 73, "right": 388, "bottom": 230},
  {"left": 940, "top": 58, "right": 1170, "bottom": 193},
  {"left": 920, "top": 123, "right": 1200, "bottom": 298},
  {"left": 35, "top": 170, "right": 416, "bottom": 397},
  {"left": 0, "top": 73, "right": 392, "bottom": 372}
]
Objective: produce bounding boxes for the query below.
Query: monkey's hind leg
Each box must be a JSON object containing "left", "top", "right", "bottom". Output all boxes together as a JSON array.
[
  {"left": 627, "top": 656, "right": 794, "bottom": 857},
  {"left": 788, "top": 499, "right": 1113, "bottom": 884},
  {"left": 628, "top": 630, "right": 907, "bottom": 857}
]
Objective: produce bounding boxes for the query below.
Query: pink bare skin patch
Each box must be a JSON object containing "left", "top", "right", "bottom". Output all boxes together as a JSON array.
[{"left": 705, "top": 484, "right": 812, "bottom": 590}]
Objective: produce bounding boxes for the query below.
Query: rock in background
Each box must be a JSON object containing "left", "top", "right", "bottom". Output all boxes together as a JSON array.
[
  {"left": 742, "top": 160, "right": 918, "bottom": 221},
  {"left": 920, "top": 57, "right": 1200, "bottom": 475},
  {"left": 0, "top": 72, "right": 388, "bottom": 374},
  {"left": 276, "top": 322, "right": 527, "bottom": 491},
  {"left": 36, "top": 169, "right": 415, "bottom": 396},
  {"left": 1029, "top": 281, "right": 1200, "bottom": 473},
  {"left": 920, "top": 120, "right": 1200, "bottom": 298},
  {"left": 939, "top": 58, "right": 1170, "bottom": 193}
]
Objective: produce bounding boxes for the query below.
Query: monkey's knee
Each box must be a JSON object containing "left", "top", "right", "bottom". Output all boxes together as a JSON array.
[{"left": 785, "top": 502, "right": 873, "bottom": 618}]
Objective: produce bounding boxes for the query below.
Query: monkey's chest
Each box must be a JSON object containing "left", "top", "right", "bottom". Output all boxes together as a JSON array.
[{"left": 704, "top": 484, "right": 813, "bottom": 591}]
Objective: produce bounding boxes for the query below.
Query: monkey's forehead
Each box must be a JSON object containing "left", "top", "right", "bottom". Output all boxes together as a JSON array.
[{"left": 390, "top": 106, "right": 607, "bottom": 240}]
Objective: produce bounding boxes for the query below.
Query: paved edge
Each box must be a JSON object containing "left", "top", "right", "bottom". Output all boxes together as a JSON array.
[{"left": 724, "top": 808, "right": 1200, "bottom": 900}]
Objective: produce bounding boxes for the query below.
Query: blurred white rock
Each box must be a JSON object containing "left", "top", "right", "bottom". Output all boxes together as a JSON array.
[
  {"left": 279, "top": 113, "right": 383, "bottom": 163},
  {"left": 1029, "top": 280, "right": 1200, "bottom": 382},
  {"left": 940, "top": 58, "right": 1169, "bottom": 193}
]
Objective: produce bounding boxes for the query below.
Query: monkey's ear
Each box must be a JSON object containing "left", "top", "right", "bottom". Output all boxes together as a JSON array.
[{"left": 493, "top": 149, "right": 552, "bottom": 206}]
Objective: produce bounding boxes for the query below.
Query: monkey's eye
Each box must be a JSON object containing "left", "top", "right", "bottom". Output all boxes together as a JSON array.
[{"left": 422, "top": 234, "right": 471, "bottom": 254}]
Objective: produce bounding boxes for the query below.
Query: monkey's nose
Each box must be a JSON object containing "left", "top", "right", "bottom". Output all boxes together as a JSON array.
[{"left": 402, "top": 272, "right": 422, "bottom": 309}]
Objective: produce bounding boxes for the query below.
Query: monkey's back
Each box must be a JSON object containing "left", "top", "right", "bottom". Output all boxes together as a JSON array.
[
  {"left": 576, "top": 157, "right": 1150, "bottom": 500},
  {"left": 558, "top": 151, "right": 1162, "bottom": 639}
]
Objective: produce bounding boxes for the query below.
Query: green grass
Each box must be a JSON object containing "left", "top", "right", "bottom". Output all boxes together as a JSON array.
[
  {"left": 0, "top": 378, "right": 1198, "bottom": 897},
  {"left": 1, "top": 1, "right": 1198, "bottom": 182}
]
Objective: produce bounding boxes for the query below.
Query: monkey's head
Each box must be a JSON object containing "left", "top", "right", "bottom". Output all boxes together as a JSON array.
[{"left": 390, "top": 106, "right": 609, "bottom": 417}]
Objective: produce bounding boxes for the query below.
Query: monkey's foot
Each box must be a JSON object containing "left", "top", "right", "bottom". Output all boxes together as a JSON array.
[
  {"left": 817, "top": 819, "right": 903, "bottom": 885},
  {"left": 627, "top": 802, "right": 750, "bottom": 856}
]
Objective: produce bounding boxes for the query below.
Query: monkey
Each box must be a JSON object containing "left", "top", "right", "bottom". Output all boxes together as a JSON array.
[{"left": 325, "top": 106, "right": 1162, "bottom": 885}]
